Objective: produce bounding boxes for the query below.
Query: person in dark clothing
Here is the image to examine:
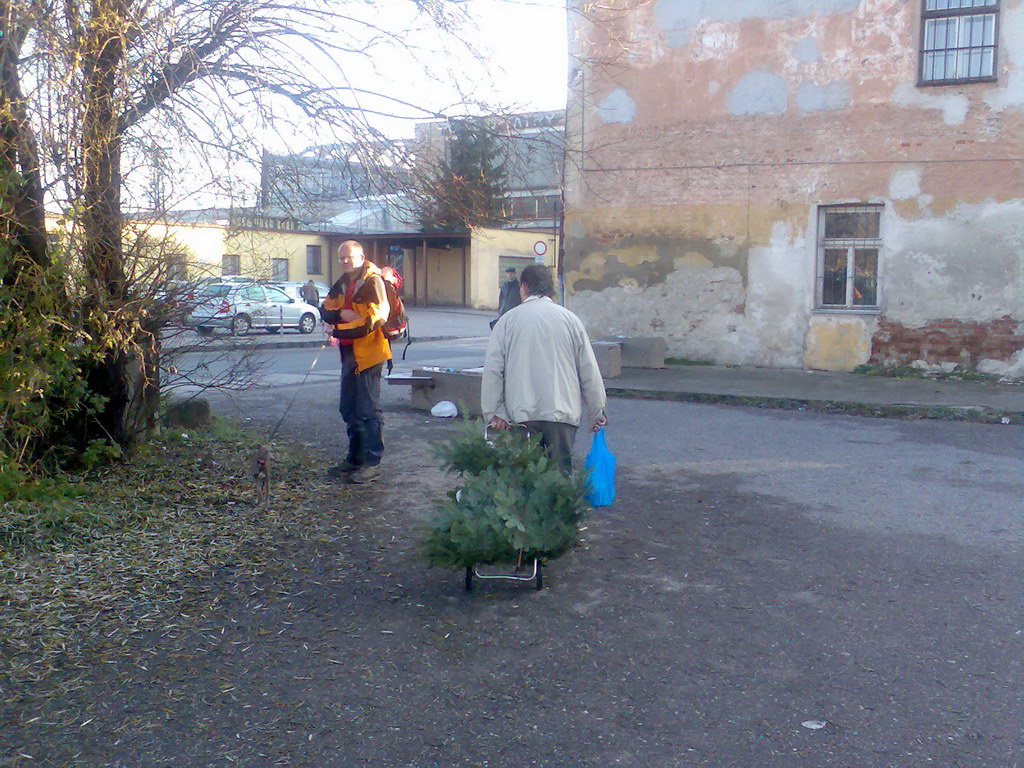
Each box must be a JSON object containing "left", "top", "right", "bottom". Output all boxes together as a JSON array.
[
  {"left": 300, "top": 279, "right": 319, "bottom": 305},
  {"left": 491, "top": 267, "right": 522, "bottom": 329}
]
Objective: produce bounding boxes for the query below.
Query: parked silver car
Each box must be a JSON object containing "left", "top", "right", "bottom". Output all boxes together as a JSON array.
[
  {"left": 188, "top": 282, "right": 320, "bottom": 335},
  {"left": 270, "top": 280, "right": 331, "bottom": 306}
]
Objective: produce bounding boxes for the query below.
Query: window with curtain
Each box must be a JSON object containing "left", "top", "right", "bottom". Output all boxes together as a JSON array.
[{"left": 816, "top": 205, "right": 882, "bottom": 310}]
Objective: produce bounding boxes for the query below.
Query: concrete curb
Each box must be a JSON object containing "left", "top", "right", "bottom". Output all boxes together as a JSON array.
[
  {"left": 604, "top": 386, "right": 1024, "bottom": 424},
  {"left": 168, "top": 335, "right": 1024, "bottom": 424},
  {"left": 173, "top": 334, "right": 471, "bottom": 354},
  {"left": 411, "top": 335, "right": 487, "bottom": 343}
]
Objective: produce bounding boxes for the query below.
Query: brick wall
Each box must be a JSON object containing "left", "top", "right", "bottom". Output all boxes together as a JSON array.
[{"left": 870, "top": 316, "right": 1024, "bottom": 369}]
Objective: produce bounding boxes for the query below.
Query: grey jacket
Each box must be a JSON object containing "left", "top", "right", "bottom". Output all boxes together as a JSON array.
[{"left": 482, "top": 295, "right": 606, "bottom": 428}]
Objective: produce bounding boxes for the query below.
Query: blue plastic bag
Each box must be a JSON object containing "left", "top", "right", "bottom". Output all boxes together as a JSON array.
[{"left": 584, "top": 427, "right": 616, "bottom": 507}]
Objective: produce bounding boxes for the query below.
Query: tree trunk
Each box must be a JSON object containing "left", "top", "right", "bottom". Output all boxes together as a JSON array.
[
  {"left": 80, "top": 0, "right": 158, "bottom": 448},
  {"left": 0, "top": 0, "right": 48, "bottom": 278},
  {"left": 82, "top": 0, "right": 126, "bottom": 299}
]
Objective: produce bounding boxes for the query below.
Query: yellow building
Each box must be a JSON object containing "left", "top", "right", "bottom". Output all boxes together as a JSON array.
[
  {"left": 146, "top": 216, "right": 557, "bottom": 310},
  {"left": 350, "top": 228, "right": 557, "bottom": 310},
  {"left": 135, "top": 217, "right": 333, "bottom": 287}
]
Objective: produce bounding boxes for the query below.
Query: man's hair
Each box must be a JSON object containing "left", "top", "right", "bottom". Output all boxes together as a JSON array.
[
  {"left": 519, "top": 264, "right": 555, "bottom": 298},
  {"left": 339, "top": 239, "right": 364, "bottom": 256}
]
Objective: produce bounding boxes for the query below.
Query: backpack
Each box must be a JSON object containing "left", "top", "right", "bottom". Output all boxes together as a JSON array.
[{"left": 380, "top": 267, "right": 408, "bottom": 341}]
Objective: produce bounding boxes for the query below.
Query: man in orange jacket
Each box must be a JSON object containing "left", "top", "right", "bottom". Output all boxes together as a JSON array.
[{"left": 320, "top": 240, "right": 392, "bottom": 483}]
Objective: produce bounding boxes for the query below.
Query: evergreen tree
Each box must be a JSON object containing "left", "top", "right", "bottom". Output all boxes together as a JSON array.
[
  {"left": 420, "top": 118, "right": 508, "bottom": 233},
  {"left": 421, "top": 421, "right": 590, "bottom": 569}
]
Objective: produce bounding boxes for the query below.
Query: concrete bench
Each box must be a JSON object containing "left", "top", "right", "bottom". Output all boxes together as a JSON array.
[
  {"left": 387, "top": 367, "right": 484, "bottom": 417},
  {"left": 388, "top": 344, "right": 636, "bottom": 414},
  {"left": 385, "top": 373, "right": 435, "bottom": 388},
  {"left": 590, "top": 341, "right": 622, "bottom": 379},
  {"left": 600, "top": 336, "right": 666, "bottom": 369}
]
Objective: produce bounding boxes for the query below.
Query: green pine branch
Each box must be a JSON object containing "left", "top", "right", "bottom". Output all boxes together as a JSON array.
[{"left": 421, "top": 421, "right": 590, "bottom": 570}]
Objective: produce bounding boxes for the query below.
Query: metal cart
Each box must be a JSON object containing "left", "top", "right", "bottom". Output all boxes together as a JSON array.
[{"left": 464, "top": 557, "right": 543, "bottom": 592}]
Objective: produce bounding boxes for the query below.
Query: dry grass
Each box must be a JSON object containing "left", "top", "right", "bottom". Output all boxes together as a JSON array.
[{"left": 0, "top": 420, "right": 341, "bottom": 704}]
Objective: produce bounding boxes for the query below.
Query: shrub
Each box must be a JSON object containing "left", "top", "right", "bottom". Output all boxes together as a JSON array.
[{"left": 0, "top": 238, "right": 93, "bottom": 474}]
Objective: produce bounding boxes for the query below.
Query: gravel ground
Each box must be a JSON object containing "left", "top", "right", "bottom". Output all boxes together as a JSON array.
[{"left": 3, "top": 383, "right": 1022, "bottom": 767}]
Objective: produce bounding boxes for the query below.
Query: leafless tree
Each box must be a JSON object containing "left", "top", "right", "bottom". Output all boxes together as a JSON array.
[{"left": 0, "top": 0, "right": 488, "bottom": 453}]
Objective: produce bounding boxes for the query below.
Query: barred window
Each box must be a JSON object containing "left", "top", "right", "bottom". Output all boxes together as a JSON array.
[
  {"left": 920, "top": 0, "right": 999, "bottom": 85},
  {"left": 816, "top": 205, "right": 881, "bottom": 310},
  {"left": 271, "top": 258, "right": 288, "bottom": 282}
]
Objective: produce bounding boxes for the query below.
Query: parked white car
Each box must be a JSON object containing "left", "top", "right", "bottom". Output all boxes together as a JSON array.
[{"left": 188, "top": 282, "right": 320, "bottom": 335}]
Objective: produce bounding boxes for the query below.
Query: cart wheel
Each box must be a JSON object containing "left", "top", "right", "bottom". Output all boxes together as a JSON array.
[
  {"left": 535, "top": 561, "right": 543, "bottom": 591},
  {"left": 464, "top": 566, "right": 473, "bottom": 592}
]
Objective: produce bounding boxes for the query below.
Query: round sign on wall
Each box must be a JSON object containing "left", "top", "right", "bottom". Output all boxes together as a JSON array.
[{"left": 533, "top": 240, "right": 548, "bottom": 257}]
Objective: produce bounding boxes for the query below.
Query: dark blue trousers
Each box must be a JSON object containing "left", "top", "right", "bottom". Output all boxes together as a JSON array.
[{"left": 339, "top": 345, "right": 384, "bottom": 467}]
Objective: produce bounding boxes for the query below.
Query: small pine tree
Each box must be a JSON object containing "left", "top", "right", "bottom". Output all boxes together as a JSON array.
[
  {"left": 421, "top": 421, "right": 590, "bottom": 569},
  {"left": 419, "top": 118, "right": 508, "bottom": 233}
]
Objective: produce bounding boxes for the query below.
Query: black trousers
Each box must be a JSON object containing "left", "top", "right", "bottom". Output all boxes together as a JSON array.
[
  {"left": 339, "top": 345, "right": 384, "bottom": 467},
  {"left": 517, "top": 420, "right": 578, "bottom": 475}
]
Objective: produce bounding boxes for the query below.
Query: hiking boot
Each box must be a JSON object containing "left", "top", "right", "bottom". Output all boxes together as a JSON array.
[
  {"left": 327, "top": 459, "right": 361, "bottom": 478},
  {"left": 349, "top": 464, "right": 382, "bottom": 484}
]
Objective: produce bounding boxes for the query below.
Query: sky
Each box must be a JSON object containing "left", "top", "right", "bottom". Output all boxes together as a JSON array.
[
  {"left": 140, "top": 0, "right": 571, "bottom": 210},
  {"left": 444, "top": 0, "right": 570, "bottom": 117},
  {"left": 286, "top": 0, "right": 570, "bottom": 145}
]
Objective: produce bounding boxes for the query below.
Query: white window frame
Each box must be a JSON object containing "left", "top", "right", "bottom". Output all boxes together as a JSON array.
[
  {"left": 815, "top": 205, "right": 883, "bottom": 311},
  {"left": 919, "top": 0, "right": 999, "bottom": 86}
]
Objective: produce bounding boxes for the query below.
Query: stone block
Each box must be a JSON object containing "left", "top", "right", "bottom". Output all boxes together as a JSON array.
[
  {"left": 603, "top": 336, "right": 666, "bottom": 368},
  {"left": 410, "top": 367, "right": 483, "bottom": 417},
  {"left": 590, "top": 341, "right": 621, "bottom": 379}
]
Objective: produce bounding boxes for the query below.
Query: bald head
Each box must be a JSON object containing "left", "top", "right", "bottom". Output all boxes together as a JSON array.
[{"left": 339, "top": 240, "right": 366, "bottom": 276}]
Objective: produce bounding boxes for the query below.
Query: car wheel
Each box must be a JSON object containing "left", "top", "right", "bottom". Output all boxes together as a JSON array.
[
  {"left": 196, "top": 326, "right": 213, "bottom": 335},
  {"left": 231, "top": 314, "right": 251, "bottom": 336},
  {"left": 299, "top": 313, "right": 316, "bottom": 334}
]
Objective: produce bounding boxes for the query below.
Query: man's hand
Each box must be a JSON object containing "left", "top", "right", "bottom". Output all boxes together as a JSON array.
[
  {"left": 592, "top": 414, "right": 608, "bottom": 433},
  {"left": 487, "top": 416, "right": 511, "bottom": 431},
  {"left": 339, "top": 309, "right": 360, "bottom": 323}
]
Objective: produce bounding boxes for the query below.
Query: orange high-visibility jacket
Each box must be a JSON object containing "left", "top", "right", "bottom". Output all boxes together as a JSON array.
[{"left": 321, "top": 261, "right": 392, "bottom": 373}]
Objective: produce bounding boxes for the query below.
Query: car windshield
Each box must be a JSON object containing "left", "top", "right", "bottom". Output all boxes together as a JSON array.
[
  {"left": 198, "top": 285, "right": 233, "bottom": 297},
  {"left": 263, "top": 287, "right": 289, "bottom": 302}
]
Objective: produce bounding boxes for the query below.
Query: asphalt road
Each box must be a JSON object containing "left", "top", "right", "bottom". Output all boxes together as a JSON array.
[
  {"left": 165, "top": 336, "right": 490, "bottom": 396},
  {"left": 8, "top": 341, "right": 1020, "bottom": 766},
  {"left": 176, "top": 346, "right": 1024, "bottom": 767}
]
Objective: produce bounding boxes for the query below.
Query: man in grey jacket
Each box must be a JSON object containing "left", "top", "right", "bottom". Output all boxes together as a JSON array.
[{"left": 481, "top": 264, "right": 607, "bottom": 473}]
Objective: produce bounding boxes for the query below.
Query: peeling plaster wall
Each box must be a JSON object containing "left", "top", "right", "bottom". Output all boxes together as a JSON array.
[
  {"left": 565, "top": 0, "right": 1024, "bottom": 370},
  {"left": 884, "top": 198, "right": 1024, "bottom": 328},
  {"left": 652, "top": 0, "right": 861, "bottom": 48},
  {"left": 805, "top": 315, "right": 875, "bottom": 371},
  {"left": 597, "top": 88, "right": 637, "bottom": 124}
]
